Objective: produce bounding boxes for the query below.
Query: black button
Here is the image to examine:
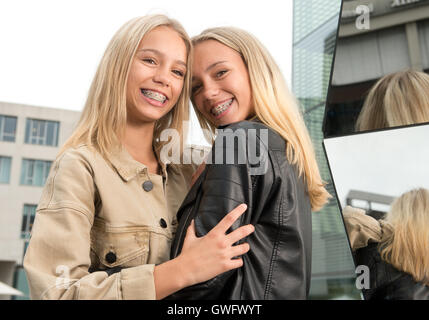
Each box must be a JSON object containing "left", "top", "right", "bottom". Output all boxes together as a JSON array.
[
  {"left": 159, "top": 218, "right": 167, "bottom": 228},
  {"left": 105, "top": 252, "right": 117, "bottom": 264},
  {"left": 142, "top": 180, "right": 153, "bottom": 192}
]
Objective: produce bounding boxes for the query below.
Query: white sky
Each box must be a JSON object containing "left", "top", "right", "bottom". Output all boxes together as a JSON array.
[
  {"left": 324, "top": 125, "right": 429, "bottom": 211},
  {"left": 0, "top": 0, "right": 293, "bottom": 112}
]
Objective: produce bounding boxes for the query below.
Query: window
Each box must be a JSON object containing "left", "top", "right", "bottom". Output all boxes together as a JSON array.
[
  {"left": 25, "top": 118, "right": 59, "bottom": 146},
  {"left": 0, "top": 156, "right": 12, "bottom": 183},
  {"left": 20, "top": 159, "right": 52, "bottom": 186},
  {"left": 21, "top": 204, "right": 37, "bottom": 239},
  {"left": 0, "top": 115, "right": 17, "bottom": 142}
]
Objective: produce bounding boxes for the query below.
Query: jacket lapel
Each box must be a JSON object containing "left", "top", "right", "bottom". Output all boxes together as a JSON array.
[{"left": 176, "top": 167, "right": 208, "bottom": 221}]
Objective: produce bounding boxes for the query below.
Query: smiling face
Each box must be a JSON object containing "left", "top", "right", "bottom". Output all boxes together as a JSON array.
[
  {"left": 126, "top": 26, "right": 187, "bottom": 125},
  {"left": 191, "top": 40, "right": 254, "bottom": 127}
]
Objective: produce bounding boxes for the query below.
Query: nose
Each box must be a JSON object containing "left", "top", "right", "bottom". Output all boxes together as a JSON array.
[
  {"left": 153, "top": 67, "right": 171, "bottom": 87},
  {"left": 202, "top": 80, "right": 220, "bottom": 101}
]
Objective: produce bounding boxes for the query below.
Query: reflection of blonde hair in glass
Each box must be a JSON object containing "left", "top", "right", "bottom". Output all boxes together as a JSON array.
[
  {"left": 191, "top": 27, "right": 330, "bottom": 211},
  {"left": 379, "top": 188, "right": 429, "bottom": 285},
  {"left": 356, "top": 70, "right": 429, "bottom": 131},
  {"left": 59, "top": 15, "right": 192, "bottom": 162}
]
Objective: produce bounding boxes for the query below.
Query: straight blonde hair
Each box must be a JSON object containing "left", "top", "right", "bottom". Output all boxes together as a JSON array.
[
  {"left": 379, "top": 188, "right": 429, "bottom": 285},
  {"left": 191, "top": 27, "right": 330, "bottom": 211},
  {"left": 59, "top": 15, "right": 192, "bottom": 163},
  {"left": 356, "top": 70, "right": 429, "bottom": 131}
]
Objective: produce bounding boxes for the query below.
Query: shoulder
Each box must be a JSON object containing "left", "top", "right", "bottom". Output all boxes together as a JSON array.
[
  {"left": 343, "top": 206, "right": 383, "bottom": 251},
  {"left": 52, "top": 145, "right": 102, "bottom": 179},
  {"left": 38, "top": 145, "right": 99, "bottom": 215},
  {"left": 208, "top": 122, "right": 273, "bottom": 175},
  {"left": 213, "top": 121, "right": 268, "bottom": 154},
  {"left": 58, "top": 144, "right": 97, "bottom": 161}
]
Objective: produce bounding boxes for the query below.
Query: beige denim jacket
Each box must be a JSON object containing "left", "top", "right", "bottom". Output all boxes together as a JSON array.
[
  {"left": 342, "top": 206, "right": 392, "bottom": 251},
  {"left": 23, "top": 144, "right": 205, "bottom": 300}
]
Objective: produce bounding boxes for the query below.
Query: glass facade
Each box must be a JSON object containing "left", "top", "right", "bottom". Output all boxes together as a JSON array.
[
  {"left": 0, "top": 156, "right": 12, "bottom": 184},
  {"left": 293, "top": 0, "right": 361, "bottom": 299},
  {"left": 20, "top": 159, "right": 52, "bottom": 187},
  {"left": 325, "top": 0, "right": 429, "bottom": 137},
  {"left": 0, "top": 115, "right": 17, "bottom": 142},
  {"left": 25, "top": 118, "right": 60, "bottom": 147}
]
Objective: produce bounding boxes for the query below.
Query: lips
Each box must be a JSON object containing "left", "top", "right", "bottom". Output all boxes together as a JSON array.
[
  {"left": 210, "top": 98, "right": 233, "bottom": 117},
  {"left": 141, "top": 89, "right": 168, "bottom": 104}
]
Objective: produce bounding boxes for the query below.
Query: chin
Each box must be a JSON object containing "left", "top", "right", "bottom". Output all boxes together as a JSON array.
[
  {"left": 137, "top": 108, "right": 170, "bottom": 122},
  {"left": 218, "top": 117, "right": 242, "bottom": 126}
]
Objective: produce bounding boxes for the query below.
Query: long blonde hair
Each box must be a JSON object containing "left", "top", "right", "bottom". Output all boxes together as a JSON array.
[
  {"left": 356, "top": 70, "right": 429, "bottom": 131},
  {"left": 191, "top": 27, "right": 330, "bottom": 211},
  {"left": 59, "top": 15, "right": 192, "bottom": 162},
  {"left": 379, "top": 188, "right": 429, "bottom": 285}
]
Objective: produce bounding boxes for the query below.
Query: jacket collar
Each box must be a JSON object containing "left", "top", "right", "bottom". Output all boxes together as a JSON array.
[
  {"left": 216, "top": 117, "right": 261, "bottom": 130},
  {"left": 176, "top": 166, "right": 207, "bottom": 221},
  {"left": 107, "top": 146, "right": 168, "bottom": 182}
]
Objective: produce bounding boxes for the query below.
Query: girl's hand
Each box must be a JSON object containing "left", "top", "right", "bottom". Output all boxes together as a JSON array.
[{"left": 176, "top": 203, "right": 254, "bottom": 287}]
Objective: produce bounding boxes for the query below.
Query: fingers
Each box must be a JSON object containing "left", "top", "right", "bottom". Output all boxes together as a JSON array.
[
  {"left": 213, "top": 204, "right": 248, "bottom": 234},
  {"left": 226, "top": 258, "right": 244, "bottom": 271},
  {"left": 224, "top": 244, "right": 250, "bottom": 271},
  {"left": 226, "top": 224, "right": 255, "bottom": 245},
  {"left": 230, "top": 242, "right": 250, "bottom": 257},
  {"left": 184, "top": 219, "right": 196, "bottom": 242}
]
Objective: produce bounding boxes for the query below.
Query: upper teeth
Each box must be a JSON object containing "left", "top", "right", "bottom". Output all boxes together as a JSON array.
[
  {"left": 211, "top": 99, "right": 233, "bottom": 116},
  {"left": 142, "top": 89, "right": 167, "bottom": 103}
]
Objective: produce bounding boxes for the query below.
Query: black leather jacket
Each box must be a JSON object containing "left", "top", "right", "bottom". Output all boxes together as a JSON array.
[
  {"left": 166, "top": 120, "right": 312, "bottom": 300},
  {"left": 356, "top": 243, "right": 429, "bottom": 300}
]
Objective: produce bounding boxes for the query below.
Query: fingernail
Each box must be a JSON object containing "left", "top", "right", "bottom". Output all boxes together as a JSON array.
[{"left": 241, "top": 204, "right": 247, "bottom": 210}]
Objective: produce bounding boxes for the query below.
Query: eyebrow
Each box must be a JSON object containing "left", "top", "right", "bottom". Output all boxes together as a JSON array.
[
  {"left": 138, "top": 48, "right": 187, "bottom": 67},
  {"left": 205, "top": 61, "right": 227, "bottom": 72}
]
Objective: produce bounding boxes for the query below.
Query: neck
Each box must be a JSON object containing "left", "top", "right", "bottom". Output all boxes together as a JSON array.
[{"left": 122, "top": 121, "right": 158, "bottom": 169}]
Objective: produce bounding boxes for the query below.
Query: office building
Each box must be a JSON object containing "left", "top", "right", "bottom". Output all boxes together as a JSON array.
[
  {"left": 0, "top": 101, "right": 80, "bottom": 299},
  {"left": 325, "top": 0, "right": 429, "bottom": 136}
]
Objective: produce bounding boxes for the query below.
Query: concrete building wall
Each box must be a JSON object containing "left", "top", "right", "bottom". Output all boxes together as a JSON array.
[{"left": 0, "top": 101, "right": 80, "bottom": 297}]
